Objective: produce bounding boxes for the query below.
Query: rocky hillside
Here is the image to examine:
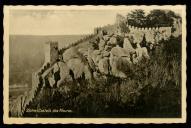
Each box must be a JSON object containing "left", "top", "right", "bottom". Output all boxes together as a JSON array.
[{"left": 9, "top": 12, "right": 182, "bottom": 118}]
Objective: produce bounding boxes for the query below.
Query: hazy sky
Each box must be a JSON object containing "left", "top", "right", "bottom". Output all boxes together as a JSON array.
[{"left": 9, "top": 9, "right": 181, "bottom": 35}]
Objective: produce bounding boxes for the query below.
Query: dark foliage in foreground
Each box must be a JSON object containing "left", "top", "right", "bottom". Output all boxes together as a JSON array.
[{"left": 24, "top": 36, "right": 181, "bottom": 118}]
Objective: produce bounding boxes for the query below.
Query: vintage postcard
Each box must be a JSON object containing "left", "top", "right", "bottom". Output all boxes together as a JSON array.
[{"left": 3, "top": 5, "right": 186, "bottom": 124}]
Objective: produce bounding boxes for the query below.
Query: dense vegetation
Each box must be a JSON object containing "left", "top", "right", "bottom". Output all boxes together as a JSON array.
[
  {"left": 127, "top": 9, "right": 181, "bottom": 27},
  {"left": 24, "top": 35, "right": 181, "bottom": 117}
]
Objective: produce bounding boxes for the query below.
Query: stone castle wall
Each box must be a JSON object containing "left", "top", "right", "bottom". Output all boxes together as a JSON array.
[
  {"left": 94, "top": 24, "right": 118, "bottom": 35},
  {"left": 95, "top": 24, "right": 172, "bottom": 44},
  {"left": 127, "top": 25, "right": 172, "bottom": 44}
]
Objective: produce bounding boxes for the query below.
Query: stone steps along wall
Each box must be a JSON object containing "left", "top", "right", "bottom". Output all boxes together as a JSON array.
[
  {"left": 94, "top": 24, "right": 117, "bottom": 35},
  {"left": 22, "top": 63, "right": 56, "bottom": 114},
  {"left": 24, "top": 34, "right": 91, "bottom": 112},
  {"left": 10, "top": 73, "right": 40, "bottom": 117},
  {"left": 59, "top": 34, "right": 96, "bottom": 54},
  {"left": 20, "top": 64, "right": 49, "bottom": 116},
  {"left": 10, "top": 33, "right": 98, "bottom": 117},
  {"left": 10, "top": 63, "right": 47, "bottom": 117},
  {"left": 126, "top": 25, "right": 172, "bottom": 44}
]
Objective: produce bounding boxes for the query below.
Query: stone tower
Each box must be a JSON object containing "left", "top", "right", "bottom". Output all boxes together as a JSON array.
[
  {"left": 115, "top": 14, "right": 126, "bottom": 26},
  {"left": 44, "top": 41, "right": 59, "bottom": 64}
]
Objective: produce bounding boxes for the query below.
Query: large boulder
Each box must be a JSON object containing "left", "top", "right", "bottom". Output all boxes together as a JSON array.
[
  {"left": 66, "top": 58, "right": 92, "bottom": 80},
  {"left": 95, "top": 55, "right": 103, "bottom": 65},
  {"left": 110, "top": 46, "right": 132, "bottom": 58},
  {"left": 86, "top": 56, "right": 97, "bottom": 72},
  {"left": 108, "top": 36, "right": 117, "bottom": 45},
  {"left": 103, "top": 35, "right": 110, "bottom": 41},
  {"left": 93, "top": 49, "right": 101, "bottom": 55},
  {"left": 104, "top": 45, "right": 112, "bottom": 51},
  {"left": 109, "top": 55, "right": 127, "bottom": 78},
  {"left": 62, "top": 47, "right": 79, "bottom": 62},
  {"left": 48, "top": 76, "right": 55, "bottom": 87},
  {"left": 133, "top": 31, "right": 144, "bottom": 44},
  {"left": 172, "top": 18, "right": 181, "bottom": 37},
  {"left": 62, "top": 46, "right": 94, "bottom": 80},
  {"left": 99, "top": 39, "right": 106, "bottom": 51},
  {"left": 134, "top": 47, "right": 150, "bottom": 63},
  {"left": 102, "top": 51, "right": 110, "bottom": 57},
  {"left": 78, "top": 48, "right": 88, "bottom": 57},
  {"left": 123, "top": 37, "right": 135, "bottom": 53},
  {"left": 98, "top": 57, "right": 110, "bottom": 75},
  {"left": 89, "top": 50, "right": 102, "bottom": 65},
  {"left": 57, "top": 62, "right": 73, "bottom": 86}
]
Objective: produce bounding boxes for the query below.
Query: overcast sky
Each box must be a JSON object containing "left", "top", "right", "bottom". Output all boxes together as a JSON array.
[{"left": 9, "top": 9, "right": 182, "bottom": 35}]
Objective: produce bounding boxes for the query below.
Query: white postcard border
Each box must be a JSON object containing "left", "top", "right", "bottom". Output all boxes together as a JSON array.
[{"left": 3, "top": 5, "right": 187, "bottom": 124}]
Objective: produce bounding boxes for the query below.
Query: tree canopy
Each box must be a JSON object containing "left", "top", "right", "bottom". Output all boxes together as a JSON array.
[
  {"left": 126, "top": 9, "right": 181, "bottom": 27},
  {"left": 127, "top": 9, "right": 146, "bottom": 27}
]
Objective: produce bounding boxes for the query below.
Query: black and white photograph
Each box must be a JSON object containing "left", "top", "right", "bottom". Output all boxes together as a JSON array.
[{"left": 3, "top": 5, "right": 186, "bottom": 124}]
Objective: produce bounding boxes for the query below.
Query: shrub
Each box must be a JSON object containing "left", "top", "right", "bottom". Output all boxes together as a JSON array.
[{"left": 25, "top": 36, "right": 181, "bottom": 118}]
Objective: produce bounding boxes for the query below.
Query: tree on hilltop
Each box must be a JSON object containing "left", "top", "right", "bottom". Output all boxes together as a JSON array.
[
  {"left": 146, "top": 10, "right": 181, "bottom": 27},
  {"left": 126, "top": 9, "right": 181, "bottom": 27},
  {"left": 146, "top": 10, "right": 170, "bottom": 27},
  {"left": 126, "top": 9, "right": 146, "bottom": 27}
]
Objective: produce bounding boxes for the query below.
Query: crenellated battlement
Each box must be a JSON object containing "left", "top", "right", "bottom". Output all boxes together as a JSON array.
[
  {"left": 126, "top": 24, "right": 172, "bottom": 44},
  {"left": 127, "top": 25, "right": 172, "bottom": 32},
  {"left": 94, "top": 23, "right": 173, "bottom": 44}
]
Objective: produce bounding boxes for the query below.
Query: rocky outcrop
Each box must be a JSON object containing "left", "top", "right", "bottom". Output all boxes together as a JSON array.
[
  {"left": 10, "top": 12, "right": 181, "bottom": 117},
  {"left": 110, "top": 46, "right": 132, "bottom": 58},
  {"left": 172, "top": 18, "right": 182, "bottom": 37},
  {"left": 61, "top": 47, "right": 94, "bottom": 81},
  {"left": 98, "top": 57, "right": 110, "bottom": 75}
]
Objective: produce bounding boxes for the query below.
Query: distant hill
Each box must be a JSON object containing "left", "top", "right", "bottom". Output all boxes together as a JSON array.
[{"left": 9, "top": 35, "right": 87, "bottom": 87}]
